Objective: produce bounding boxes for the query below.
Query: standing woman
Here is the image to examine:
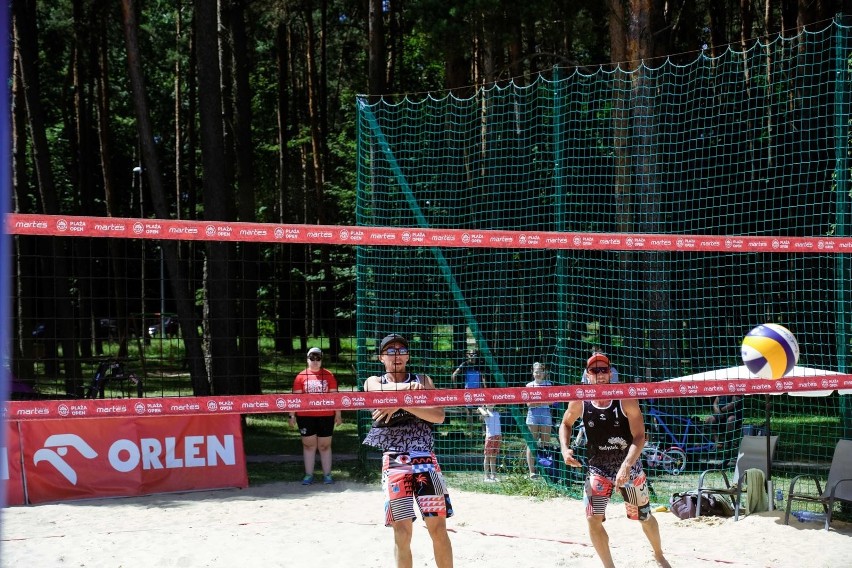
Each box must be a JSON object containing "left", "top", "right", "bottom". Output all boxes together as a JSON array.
[
  {"left": 525, "top": 361, "right": 554, "bottom": 478},
  {"left": 289, "top": 347, "right": 342, "bottom": 485}
]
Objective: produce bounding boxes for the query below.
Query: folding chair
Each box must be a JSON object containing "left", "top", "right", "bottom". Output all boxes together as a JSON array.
[
  {"left": 784, "top": 439, "right": 852, "bottom": 531},
  {"left": 695, "top": 434, "right": 779, "bottom": 521}
]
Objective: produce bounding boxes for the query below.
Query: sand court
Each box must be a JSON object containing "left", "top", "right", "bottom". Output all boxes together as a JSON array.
[{"left": 2, "top": 481, "right": 851, "bottom": 567}]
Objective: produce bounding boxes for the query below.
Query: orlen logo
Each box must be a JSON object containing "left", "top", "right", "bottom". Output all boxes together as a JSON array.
[
  {"left": 33, "top": 434, "right": 98, "bottom": 485},
  {"left": 33, "top": 433, "right": 238, "bottom": 485}
]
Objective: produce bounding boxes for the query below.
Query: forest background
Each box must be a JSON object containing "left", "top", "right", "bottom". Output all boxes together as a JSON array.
[{"left": 10, "top": 0, "right": 850, "bottom": 397}]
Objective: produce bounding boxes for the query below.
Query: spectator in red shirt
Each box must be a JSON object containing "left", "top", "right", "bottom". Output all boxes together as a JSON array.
[{"left": 289, "top": 347, "right": 342, "bottom": 485}]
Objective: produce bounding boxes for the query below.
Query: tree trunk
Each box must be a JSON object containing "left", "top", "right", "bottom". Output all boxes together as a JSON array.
[
  {"left": 274, "top": 21, "right": 296, "bottom": 355},
  {"left": 194, "top": 0, "right": 240, "bottom": 395},
  {"left": 13, "top": 0, "right": 82, "bottom": 395},
  {"left": 121, "top": 0, "right": 210, "bottom": 395},
  {"left": 229, "top": 0, "right": 261, "bottom": 394},
  {"left": 93, "top": 1, "right": 133, "bottom": 360},
  {"left": 11, "top": 48, "right": 40, "bottom": 384},
  {"left": 368, "top": 0, "right": 386, "bottom": 100}
]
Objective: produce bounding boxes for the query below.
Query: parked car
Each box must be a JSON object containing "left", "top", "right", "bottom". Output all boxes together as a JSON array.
[{"left": 148, "top": 315, "right": 179, "bottom": 339}]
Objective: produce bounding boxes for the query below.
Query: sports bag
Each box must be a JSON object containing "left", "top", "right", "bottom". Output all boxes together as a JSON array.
[{"left": 670, "top": 491, "right": 734, "bottom": 519}]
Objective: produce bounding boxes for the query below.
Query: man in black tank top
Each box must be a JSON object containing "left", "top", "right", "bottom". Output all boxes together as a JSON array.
[{"left": 557, "top": 353, "right": 670, "bottom": 568}]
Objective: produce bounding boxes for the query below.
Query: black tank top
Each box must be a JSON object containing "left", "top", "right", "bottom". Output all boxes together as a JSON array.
[
  {"left": 371, "top": 373, "right": 423, "bottom": 428},
  {"left": 583, "top": 400, "right": 633, "bottom": 473}
]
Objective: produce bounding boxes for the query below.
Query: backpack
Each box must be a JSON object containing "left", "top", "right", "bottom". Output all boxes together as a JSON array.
[{"left": 669, "top": 491, "right": 734, "bottom": 519}]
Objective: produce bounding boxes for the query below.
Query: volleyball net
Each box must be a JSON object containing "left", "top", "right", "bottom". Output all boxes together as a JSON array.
[
  {"left": 7, "top": 214, "right": 852, "bottom": 500},
  {"left": 9, "top": 19, "right": 852, "bottom": 501}
]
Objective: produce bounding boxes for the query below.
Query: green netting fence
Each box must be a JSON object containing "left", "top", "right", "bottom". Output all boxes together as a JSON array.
[{"left": 354, "top": 19, "right": 852, "bottom": 502}]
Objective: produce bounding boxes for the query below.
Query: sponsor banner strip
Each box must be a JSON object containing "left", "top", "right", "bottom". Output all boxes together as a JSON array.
[
  {"left": 7, "top": 213, "right": 852, "bottom": 252},
  {"left": 7, "top": 375, "right": 852, "bottom": 421}
]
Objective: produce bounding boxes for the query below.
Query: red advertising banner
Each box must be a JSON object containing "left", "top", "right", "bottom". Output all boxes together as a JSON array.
[
  {"left": 20, "top": 414, "right": 247, "bottom": 504},
  {"left": 2, "top": 422, "right": 26, "bottom": 506},
  {"left": 6, "top": 373, "right": 852, "bottom": 421},
  {"left": 9, "top": 212, "right": 852, "bottom": 253}
]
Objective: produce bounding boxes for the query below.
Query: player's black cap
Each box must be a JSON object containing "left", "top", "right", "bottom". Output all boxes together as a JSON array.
[{"left": 379, "top": 333, "right": 408, "bottom": 353}]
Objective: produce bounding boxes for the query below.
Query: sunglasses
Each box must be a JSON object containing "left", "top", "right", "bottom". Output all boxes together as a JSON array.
[
  {"left": 588, "top": 366, "right": 611, "bottom": 374},
  {"left": 383, "top": 347, "right": 409, "bottom": 355},
  {"left": 308, "top": 355, "right": 322, "bottom": 361}
]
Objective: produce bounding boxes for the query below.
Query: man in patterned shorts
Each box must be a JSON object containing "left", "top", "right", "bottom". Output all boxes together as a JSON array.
[
  {"left": 363, "top": 334, "right": 454, "bottom": 568},
  {"left": 558, "top": 353, "right": 670, "bottom": 568}
]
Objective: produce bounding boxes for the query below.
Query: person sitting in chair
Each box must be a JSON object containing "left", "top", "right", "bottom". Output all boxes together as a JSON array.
[{"left": 703, "top": 395, "right": 743, "bottom": 445}]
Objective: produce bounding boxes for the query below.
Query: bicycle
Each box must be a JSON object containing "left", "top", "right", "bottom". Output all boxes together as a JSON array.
[
  {"left": 84, "top": 359, "right": 143, "bottom": 399},
  {"left": 573, "top": 424, "right": 686, "bottom": 475},
  {"left": 641, "top": 440, "right": 687, "bottom": 475},
  {"left": 645, "top": 405, "right": 723, "bottom": 470}
]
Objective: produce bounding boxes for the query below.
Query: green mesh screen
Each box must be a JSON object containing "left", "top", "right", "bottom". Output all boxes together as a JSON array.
[{"left": 354, "top": 20, "right": 852, "bottom": 500}]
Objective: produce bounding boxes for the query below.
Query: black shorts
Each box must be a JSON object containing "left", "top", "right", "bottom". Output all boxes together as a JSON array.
[{"left": 295, "top": 415, "right": 335, "bottom": 437}]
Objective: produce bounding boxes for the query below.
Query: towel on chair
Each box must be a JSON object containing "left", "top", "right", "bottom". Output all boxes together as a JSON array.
[{"left": 744, "top": 468, "right": 768, "bottom": 514}]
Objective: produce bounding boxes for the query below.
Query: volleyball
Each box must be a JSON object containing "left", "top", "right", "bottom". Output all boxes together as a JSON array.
[{"left": 741, "top": 324, "right": 799, "bottom": 379}]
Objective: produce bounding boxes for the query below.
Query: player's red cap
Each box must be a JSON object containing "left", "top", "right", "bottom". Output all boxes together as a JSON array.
[{"left": 586, "top": 353, "right": 610, "bottom": 369}]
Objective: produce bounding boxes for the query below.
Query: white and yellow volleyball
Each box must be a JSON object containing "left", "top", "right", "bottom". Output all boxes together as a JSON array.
[{"left": 741, "top": 323, "right": 799, "bottom": 379}]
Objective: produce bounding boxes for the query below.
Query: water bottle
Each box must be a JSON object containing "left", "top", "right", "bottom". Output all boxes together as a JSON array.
[
  {"left": 775, "top": 488, "right": 783, "bottom": 508},
  {"left": 793, "top": 510, "right": 826, "bottom": 523}
]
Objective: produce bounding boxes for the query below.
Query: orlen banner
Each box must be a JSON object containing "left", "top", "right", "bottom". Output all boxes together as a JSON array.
[
  {"left": 20, "top": 414, "right": 247, "bottom": 504},
  {"left": 2, "top": 422, "right": 26, "bottom": 506}
]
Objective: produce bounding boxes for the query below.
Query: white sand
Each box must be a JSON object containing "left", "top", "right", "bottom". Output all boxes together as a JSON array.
[{"left": 2, "top": 480, "right": 851, "bottom": 567}]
